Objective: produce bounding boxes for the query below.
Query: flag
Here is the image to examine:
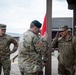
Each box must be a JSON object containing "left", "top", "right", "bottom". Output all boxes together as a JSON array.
[{"left": 41, "top": 15, "right": 46, "bottom": 36}]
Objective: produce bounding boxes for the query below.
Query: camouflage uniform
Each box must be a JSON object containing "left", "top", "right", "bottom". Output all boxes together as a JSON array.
[
  {"left": 52, "top": 35, "right": 76, "bottom": 75},
  {"left": 18, "top": 29, "right": 48, "bottom": 75},
  {"left": 0, "top": 24, "right": 18, "bottom": 75}
]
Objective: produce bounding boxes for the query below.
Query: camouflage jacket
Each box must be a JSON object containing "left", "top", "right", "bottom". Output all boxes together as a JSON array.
[
  {"left": 18, "top": 29, "right": 48, "bottom": 73},
  {"left": 52, "top": 35, "right": 76, "bottom": 68},
  {"left": 0, "top": 34, "right": 18, "bottom": 59}
]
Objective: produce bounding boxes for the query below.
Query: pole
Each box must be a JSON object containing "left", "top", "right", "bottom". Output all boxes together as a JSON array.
[
  {"left": 45, "top": 0, "right": 52, "bottom": 75},
  {"left": 73, "top": 9, "right": 76, "bottom": 36}
]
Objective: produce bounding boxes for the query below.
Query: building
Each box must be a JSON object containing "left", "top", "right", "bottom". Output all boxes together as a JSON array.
[{"left": 7, "top": 17, "right": 73, "bottom": 39}]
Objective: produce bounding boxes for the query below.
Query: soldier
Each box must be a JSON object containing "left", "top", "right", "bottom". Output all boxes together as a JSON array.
[
  {"left": 0, "top": 24, "right": 18, "bottom": 75},
  {"left": 18, "top": 20, "right": 48, "bottom": 75},
  {"left": 52, "top": 25, "right": 76, "bottom": 75}
]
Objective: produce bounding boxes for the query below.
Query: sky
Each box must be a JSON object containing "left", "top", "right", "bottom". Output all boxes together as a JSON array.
[{"left": 0, "top": 0, "right": 73, "bottom": 34}]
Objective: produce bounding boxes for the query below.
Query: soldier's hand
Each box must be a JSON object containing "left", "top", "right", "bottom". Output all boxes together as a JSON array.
[
  {"left": 43, "top": 32, "right": 48, "bottom": 41},
  {"left": 42, "top": 62, "right": 46, "bottom": 67},
  {"left": 55, "top": 32, "right": 59, "bottom": 40},
  {"left": 6, "top": 51, "right": 12, "bottom": 55}
]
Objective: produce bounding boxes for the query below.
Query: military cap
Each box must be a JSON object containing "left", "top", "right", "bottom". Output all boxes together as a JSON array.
[
  {"left": 0, "top": 24, "right": 6, "bottom": 29},
  {"left": 59, "top": 25, "right": 68, "bottom": 31},
  {"left": 32, "top": 20, "right": 42, "bottom": 28}
]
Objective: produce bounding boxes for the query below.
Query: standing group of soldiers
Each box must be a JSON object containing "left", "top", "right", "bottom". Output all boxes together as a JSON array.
[
  {"left": 0, "top": 20, "right": 76, "bottom": 75},
  {"left": 0, "top": 20, "right": 48, "bottom": 75}
]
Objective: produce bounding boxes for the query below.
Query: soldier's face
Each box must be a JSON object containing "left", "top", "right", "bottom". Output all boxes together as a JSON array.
[
  {"left": 59, "top": 29, "right": 68, "bottom": 38},
  {"left": 35, "top": 28, "right": 40, "bottom": 34},
  {"left": 33, "top": 26, "right": 40, "bottom": 34},
  {"left": 0, "top": 29, "right": 6, "bottom": 35}
]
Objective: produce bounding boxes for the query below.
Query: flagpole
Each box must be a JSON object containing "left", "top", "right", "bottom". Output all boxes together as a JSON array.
[{"left": 45, "top": 0, "right": 52, "bottom": 75}]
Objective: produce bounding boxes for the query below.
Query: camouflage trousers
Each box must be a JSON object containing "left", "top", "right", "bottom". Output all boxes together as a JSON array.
[
  {"left": 20, "top": 71, "right": 43, "bottom": 75},
  {"left": 0, "top": 58, "right": 11, "bottom": 75},
  {"left": 58, "top": 62, "right": 74, "bottom": 75}
]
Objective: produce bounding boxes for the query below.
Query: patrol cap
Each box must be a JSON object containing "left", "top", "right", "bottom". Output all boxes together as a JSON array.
[
  {"left": 59, "top": 25, "right": 68, "bottom": 31},
  {"left": 31, "top": 20, "right": 42, "bottom": 28},
  {"left": 0, "top": 24, "right": 6, "bottom": 29}
]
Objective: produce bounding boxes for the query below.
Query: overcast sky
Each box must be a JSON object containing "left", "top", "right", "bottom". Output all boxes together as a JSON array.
[{"left": 0, "top": 0, "right": 73, "bottom": 34}]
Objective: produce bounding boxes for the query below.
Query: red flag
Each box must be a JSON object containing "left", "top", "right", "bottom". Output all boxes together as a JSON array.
[{"left": 41, "top": 15, "right": 46, "bottom": 36}]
